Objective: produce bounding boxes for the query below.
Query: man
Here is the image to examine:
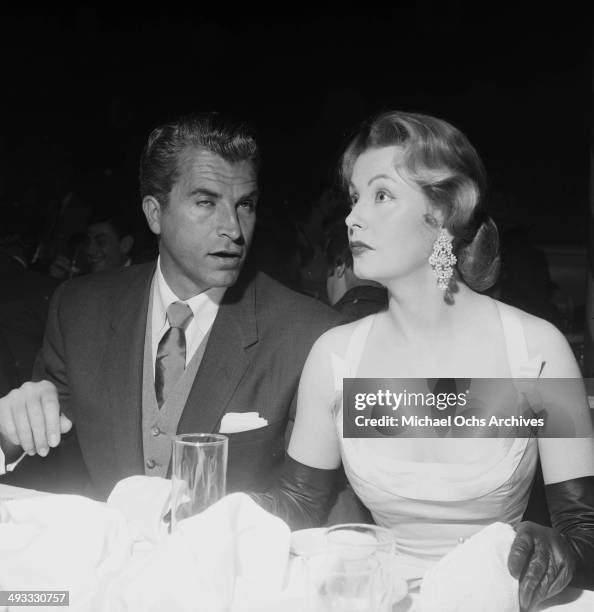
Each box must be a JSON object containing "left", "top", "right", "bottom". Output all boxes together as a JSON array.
[
  {"left": 48, "top": 211, "right": 135, "bottom": 278},
  {"left": 325, "top": 219, "right": 387, "bottom": 322},
  {"left": 0, "top": 113, "right": 340, "bottom": 499}
]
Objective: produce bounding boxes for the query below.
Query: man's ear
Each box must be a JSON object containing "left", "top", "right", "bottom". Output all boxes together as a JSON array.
[
  {"left": 142, "top": 196, "right": 162, "bottom": 235},
  {"left": 119, "top": 235, "right": 134, "bottom": 256}
]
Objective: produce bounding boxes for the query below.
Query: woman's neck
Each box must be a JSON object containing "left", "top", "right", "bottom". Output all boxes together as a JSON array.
[{"left": 382, "top": 270, "right": 470, "bottom": 344}]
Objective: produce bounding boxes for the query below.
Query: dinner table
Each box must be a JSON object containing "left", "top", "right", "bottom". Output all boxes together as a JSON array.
[{"left": 1, "top": 481, "right": 593, "bottom": 612}]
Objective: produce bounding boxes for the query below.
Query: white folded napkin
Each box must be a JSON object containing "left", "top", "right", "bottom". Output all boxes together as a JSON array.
[
  {"left": 98, "top": 492, "right": 291, "bottom": 612},
  {"left": 418, "top": 522, "right": 519, "bottom": 612},
  {"left": 0, "top": 494, "right": 132, "bottom": 610},
  {"left": 107, "top": 475, "right": 171, "bottom": 546},
  {"left": 219, "top": 412, "right": 268, "bottom": 434}
]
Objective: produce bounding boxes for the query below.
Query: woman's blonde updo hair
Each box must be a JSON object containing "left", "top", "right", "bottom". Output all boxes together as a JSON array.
[{"left": 341, "top": 111, "right": 500, "bottom": 291}]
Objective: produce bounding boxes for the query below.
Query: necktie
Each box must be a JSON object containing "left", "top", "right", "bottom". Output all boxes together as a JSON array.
[{"left": 155, "top": 301, "right": 194, "bottom": 408}]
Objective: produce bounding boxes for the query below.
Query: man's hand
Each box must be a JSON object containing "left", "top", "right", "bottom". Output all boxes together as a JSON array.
[
  {"left": 49, "top": 255, "right": 74, "bottom": 280},
  {"left": 508, "top": 521, "right": 576, "bottom": 611},
  {"left": 0, "top": 381, "right": 72, "bottom": 457}
]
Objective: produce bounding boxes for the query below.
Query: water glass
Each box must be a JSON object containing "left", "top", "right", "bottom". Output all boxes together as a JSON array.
[
  {"left": 325, "top": 524, "right": 397, "bottom": 610},
  {"left": 170, "top": 433, "right": 228, "bottom": 530},
  {"left": 305, "top": 552, "right": 382, "bottom": 611}
]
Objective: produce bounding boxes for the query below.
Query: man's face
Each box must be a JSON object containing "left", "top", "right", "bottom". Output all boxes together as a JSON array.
[
  {"left": 143, "top": 148, "right": 258, "bottom": 299},
  {"left": 84, "top": 221, "right": 131, "bottom": 273}
]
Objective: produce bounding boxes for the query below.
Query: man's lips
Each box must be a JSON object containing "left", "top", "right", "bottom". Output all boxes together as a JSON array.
[
  {"left": 209, "top": 251, "right": 244, "bottom": 267},
  {"left": 209, "top": 250, "right": 242, "bottom": 258},
  {"left": 349, "top": 241, "right": 373, "bottom": 255}
]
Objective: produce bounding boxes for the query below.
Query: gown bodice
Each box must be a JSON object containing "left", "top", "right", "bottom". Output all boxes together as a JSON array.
[{"left": 331, "top": 301, "right": 542, "bottom": 577}]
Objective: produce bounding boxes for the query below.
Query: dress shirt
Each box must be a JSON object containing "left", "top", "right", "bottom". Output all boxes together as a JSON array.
[{"left": 151, "top": 258, "right": 225, "bottom": 375}]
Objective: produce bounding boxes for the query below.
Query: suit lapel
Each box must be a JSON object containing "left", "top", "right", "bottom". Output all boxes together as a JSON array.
[
  {"left": 105, "top": 263, "right": 155, "bottom": 475},
  {"left": 178, "top": 272, "right": 259, "bottom": 434}
]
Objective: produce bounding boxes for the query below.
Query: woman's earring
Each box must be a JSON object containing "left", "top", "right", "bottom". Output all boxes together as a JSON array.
[{"left": 429, "top": 229, "right": 456, "bottom": 290}]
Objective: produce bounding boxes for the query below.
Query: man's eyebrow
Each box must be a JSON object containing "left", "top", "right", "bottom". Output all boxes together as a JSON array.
[
  {"left": 187, "top": 187, "right": 221, "bottom": 199},
  {"left": 186, "top": 188, "right": 260, "bottom": 201},
  {"left": 237, "top": 189, "right": 259, "bottom": 201}
]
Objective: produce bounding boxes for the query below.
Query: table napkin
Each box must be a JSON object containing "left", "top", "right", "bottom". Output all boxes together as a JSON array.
[
  {"left": 418, "top": 522, "right": 519, "bottom": 612},
  {"left": 96, "top": 492, "right": 291, "bottom": 612},
  {"left": 0, "top": 494, "right": 132, "bottom": 611},
  {"left": 107, "top": 475, "right": 171, "bottom": 546}
]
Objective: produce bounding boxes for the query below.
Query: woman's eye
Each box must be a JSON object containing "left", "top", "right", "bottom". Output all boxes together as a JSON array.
[
  {"left": 349, "top": 194, "right": 359, "bottom": 208},
  {"left": 375, "top": 190, "right": 392, "bottom": 203}
]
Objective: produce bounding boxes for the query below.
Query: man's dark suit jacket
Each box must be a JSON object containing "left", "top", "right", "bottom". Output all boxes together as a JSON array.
[{"left": 35, "top": 262, "right": 340, "bottom": 500}]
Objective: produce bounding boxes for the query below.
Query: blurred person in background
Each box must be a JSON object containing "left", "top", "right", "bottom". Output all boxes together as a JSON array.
[
  {"left": 497, "top": 224, "right": 562, "bottom": 328},
  {"left": 0, "top": 204, "right": 85, "bottom": 492},
  {"left": 32, "top": 161, "right": 91, "bottom": 271},
  {"left": 49, "top": 211, "right": 135, "bottom": 279},
  {"left": 325, "top": 218, "right": 387, "bottom": 321},
  {"left": 0, "top": 204, "right": 58, "bottom": 391}
]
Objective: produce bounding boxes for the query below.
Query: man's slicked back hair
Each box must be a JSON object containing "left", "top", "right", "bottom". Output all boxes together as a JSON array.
[{"left": 139, "top": 112, "right": 260, "bottom": 207}]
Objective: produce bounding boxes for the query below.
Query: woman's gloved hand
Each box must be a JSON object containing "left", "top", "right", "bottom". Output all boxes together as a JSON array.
[
  {"left": 508, "top": 521, "right": 576, "bottom": 610},
  {"left": 508, "top": 476, "right": 594, "bottom": 610}
]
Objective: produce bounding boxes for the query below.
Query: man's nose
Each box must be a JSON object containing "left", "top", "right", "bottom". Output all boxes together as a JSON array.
[{"left": 218, "top": 208, "right": 242, "bottom": 241}]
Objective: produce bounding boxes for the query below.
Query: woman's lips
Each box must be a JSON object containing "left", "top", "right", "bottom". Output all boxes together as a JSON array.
[{"left": 349, "top": 241, "right": 373, "bottom": 256}]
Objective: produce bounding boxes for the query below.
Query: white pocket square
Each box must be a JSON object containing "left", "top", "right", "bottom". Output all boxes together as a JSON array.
[{"left": 219, "top": 412, "right": 268, "bottom": 434}]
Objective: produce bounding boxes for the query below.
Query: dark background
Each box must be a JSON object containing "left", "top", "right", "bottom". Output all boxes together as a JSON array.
[{"left": 0, "top": 6, "right": 590, "bottom": 246}]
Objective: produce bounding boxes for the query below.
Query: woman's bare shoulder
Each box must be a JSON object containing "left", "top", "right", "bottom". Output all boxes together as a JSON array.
[
  {"left": 494, "top": 299, "right": 563, "bottom": 344},
  {"left": 493, "top": 299, "right": 578, "bottom": 375},
  {"left": 312, "top": 315, "right": 376, "bottom": 356}
]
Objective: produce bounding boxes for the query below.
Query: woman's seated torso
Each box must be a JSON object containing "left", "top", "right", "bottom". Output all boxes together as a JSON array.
[{"left": 330, "top": 297, "right": 542, "bottom": 577}]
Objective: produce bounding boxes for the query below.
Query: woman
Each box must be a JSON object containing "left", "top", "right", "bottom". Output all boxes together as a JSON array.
[{"left": 252, "top": 111, "right": 594, "bottom": 609}]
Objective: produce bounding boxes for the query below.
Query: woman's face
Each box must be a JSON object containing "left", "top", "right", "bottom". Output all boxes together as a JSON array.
[{"left": 345, "top": 146, "right": 438, "bottom": 285}]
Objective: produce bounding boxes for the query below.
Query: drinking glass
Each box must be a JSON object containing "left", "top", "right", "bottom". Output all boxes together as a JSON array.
[
  {"left": 170, "top": 433, "right": 228, "bottom": 530},
  {"left": 305, "top": 552, "right": 382, "bottom": 611},
  {"left": 325, "top": 524, "right": 398, "bottom": 611}
]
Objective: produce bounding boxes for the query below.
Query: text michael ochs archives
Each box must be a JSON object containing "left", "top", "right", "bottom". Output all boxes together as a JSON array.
[{"left": 342, "top": 378, "right": 593, "bottom": 438}]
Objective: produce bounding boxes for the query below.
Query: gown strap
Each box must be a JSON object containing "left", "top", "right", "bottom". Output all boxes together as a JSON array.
[
  {"left": 331, "top": 315, "right": 376, "bottom": 392},
  {"left": 495, "top": 301, "right": 544, "bottom": 378},
  {"left": 343, "top": 315, "right": 376, "bottom": 377}
]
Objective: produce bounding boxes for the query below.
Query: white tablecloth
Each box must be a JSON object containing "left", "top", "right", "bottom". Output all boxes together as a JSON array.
[
  {"left": 391, "top": 586, "right": 594, "bottom": 612},
  {"left": 1, "top": 483, "right": 593, "bottom": 611}
]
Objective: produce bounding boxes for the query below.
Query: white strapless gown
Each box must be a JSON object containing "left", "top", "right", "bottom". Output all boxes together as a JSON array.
[{"left": 331, "top": 302, "right": 542, "bottom": 579}]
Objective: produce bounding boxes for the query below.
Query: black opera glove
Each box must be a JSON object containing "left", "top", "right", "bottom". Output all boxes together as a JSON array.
[
  {"left": 508, "top": 521, "right": 576, "bottom": 611},
  {"left": 547, "top": 476, "right": 594, "bottom": 590},
  {"left": 247, "top": 454, "right": 339, "bottom": 531},
  {"left": 508, "top": 476, "right": 594, "bottom": 610}
]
